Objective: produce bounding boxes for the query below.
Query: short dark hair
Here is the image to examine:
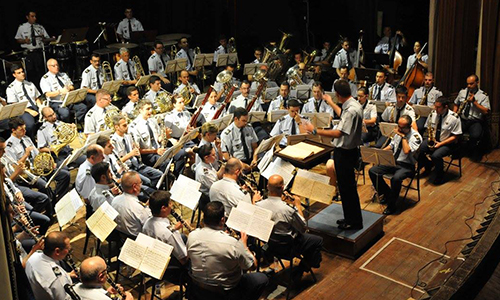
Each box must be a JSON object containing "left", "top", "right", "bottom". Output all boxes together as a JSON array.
[
  {"left": 469, "top": 74, "right": 479, "bottom": 82},
  {"left": 334, "top": 80, "right": 352, "bottom": 98},
  {"left": 126, "top": 86, "right": 138, "bottom": 96},
  {"left": 96, "top": 135, "right": 110, "bottom": 148},
  {"left": 10, "top": 64, "right": 23, "bottom": 74},
  {"left": 8, "top": 117, "right": 25, "bottom": 132},
  {"left": 203, "top": 201, "right": 225, "bottom": 226},
  {"left": 193, "top": 143, "right": 213, "bottom": 161},
  {"left": 288, "top": 99, "right": 301, "bottom": 108},
  {"left": 395, "top": 86, "right": 408, "bottom": 96},
  {"left": 358, "top": 86, "right": 369, "bottom": 95},
  {"left": 112, "top": 114, "right": 126, "bottom": 126},
  {"left": 154, "top": 40, "right": 164, "bottom": 49},
  {"left": 149, "top": 75, "right": 161, "bottom": 85},
  {"left": 400, "top": 114, "right": 413, "bottom": 126},
  {"left": 280, "top": 81, "right": 290, "bottom": 89},
  {"left": 435, "top": 96, "right": 450, "bottom": 107},
  {"left": 149, "top": 190, "right": 171, "bottom": 216},
  {"left": 43, "top": 232, "right": 68, "bottom": 256},
  {"left": 240, "top": 80, "right": 250, "bottom": 87},
  {"left": 312, "top": 81, "right": 323, "bottom": 90},
  {"left": 91, "top": 162, "right": 109, "bottom": 183},
  {"left": 233, "top": 107, "right": 248, "bottom": 119},
  {"left": 91, "top": 53, "right": 100, "bottom": 60},
  {"left": 137, "top": 99, "right": 153, "bottom": 111}
]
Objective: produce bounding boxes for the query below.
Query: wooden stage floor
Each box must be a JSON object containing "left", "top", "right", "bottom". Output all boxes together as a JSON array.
[{"left": 55, "top": 149, "right": 500, "bottom": 300}]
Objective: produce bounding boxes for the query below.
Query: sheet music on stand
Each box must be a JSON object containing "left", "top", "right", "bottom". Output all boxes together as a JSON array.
[
  {"left": 85, "top": 129, "right": 114, "bottom": 146},
  {"left": 194, "top": 53, "right": 214, "bottom": 68},
  {"left": 360, "top": 146, "right": 396, "bottom": 166},
  {"left": 209, "top": 114, "right": 233, "bottom": 131},
  {"left": 226, "top": 201, "right": 274, "bottom": 242},
  {"left": 296, "top": 85, "right": 312, "bottom": 101},
  {"left": 243, "top": 63, "right": 267, "bottom": 75},
  {"left": 61, "top": 88, "right": 87, "bottom": 108},
  {"left": 267, "top": 110, "right": 288, "bottom": 122},
  {"left": 153, "top": 144, "right": 182, "bottom": 169},
  {"left": 45, "top": 144, "right": 89, "bottom": 189},
  {"left": 101, "top": 80, "right": 123, "bottom": 97},
  {"left": 264, "top": 87, "right": 279, "bottom": 100},
  {"left": 379, "top": 122, "right": 398, "bottom": 137},
  {"left": 254, "top": 134, "right": 284, "bottom": 157},
  {"left": 324, "top": 91, "right": 340, "bottom": 104},
  {"left": 257, "top": 145, "right": 275, "bottom": 172},
  {"left": 286, "top": 134, "right": 322, "bottom": 146},
  {"left": 248, "top": 111, "right": 266, "bottom": 123},
  {"left": 86, "top": 201, "right": 119, "bottom": 242},
  {"left": 55, "top": 189, "right": 84, "bottom": 227},
  {"left": 193, "top": 93, "right": 206, "bottom": 108},
  {"left": 413, "top": 105, "right": 433, "bottom": 118},
  {"left": 216, "top": 53, "right": 239, "bottom": 68},
  {"left": 291, "top": 169, "right": 336, "bottom": 204},
  {"left": 165, "top": 58, "right": 188, "bottom": 74},
  {"left": 170, "top": 174, "right": 202, "bottom": 210},
  {"left": 135, "top": 74, "right": 152, "bottom": 87},
  {"left": 0, "top": 102, "right": 28, "bottom": 120},
  {"left": 303, "top": 112, "right": 331, "bottom": 129},
  {"left": 372, "top": 101, "right": 388, "bottom": 113},
  {"left": 260, "top": 157, "right": 295, "bottom": 188}
]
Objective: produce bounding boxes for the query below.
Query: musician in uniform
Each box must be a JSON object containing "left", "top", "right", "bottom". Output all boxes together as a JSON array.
[
  {"left": 453, "top": 74, "right": 490, "bottom": 160},
  {"left": 418, "top": 97, "right": 462, "bottom": 184},
  {"left": 80, "top": 53, "right": 105, "bottom": 109},
  {"left": 267, "top": 81, "right": 291, "bottom": 112},
  {"left": 15, "top": 10, "right": 51, "bottom": 83},
  {"left": 6, "top": 117, "right": 71, "bottom": 203},
  {"left": 187, "top": 201, "right": 268, "bottom": 300},
  {"left": 76, "top": 144, "right": 105, "bottom": 200},
  {"left": 409, "top": 72, "right": 443, "bottom": 133},
  {"left": 111, "top": 171, "right": 152, "bottom": 238},
  {"left": 200, "top": 90, "right": 223, "bottom": 122},
  {"left": 357, "top": 87, "right": 378, "bottom": 144},
  {"left": 196, "top": 122, "right": 222, "bottom": 167},
  {"left": 221, "top": 108, "right": 259, "bottom": 167},
  {"left": 116, "top": 8, "right": 144, "bottom": 42},
  {"left": 368, "top": 115, "right": 422, "bottom": 215},
  {"left": 209, "top": 158, "right": 260, "bottom": 216},
  {"left": 6, "top": 64, "right": 43, "bottom": 142},
  {"left": 143, "top": 75, "right": 161, "bottom": 104},
  {"left": 270, "top": 99, "right": 311, "bottom": 147},
  {"left": 332, "top": 39, "right": 358, "bottom": 77},
  {"left": 84, "top": 89, "right": 113, "bottom": 134},
  {"left": 121, "top": 86, "right": 140, "bottom": 118},
  {"left": 333, "top": 67, "right": 357, "bottom": 98},
  {"left": 88, "top": 162, "right": 118, "bottom": 212},
  {"left": 175, "top": 37, "right": 198, "bottom": 76},
  {"left": 213, "top": 64, "right": 238, "bottom": 95},
  {"left": 96, "top": 135, "right": 125, "bottom": 180},
  {"left": 195, "top": 144, "right": 225, "bottom": 198},
  {"left": 302, "top": 82, "right": 334, "bottom": 115},
  {"left": 74, "top": 256, "right": 133, "bottom": 300},
  {"left": 114, "top": 48, "right": 138, "bottom": 99},
  {"left": 147, "top": 40, "right": 172, "bottom": 91},
  {"left": 213, "top": 35, "right": 232, "bottom": 63},
  {"left": 369, "top": 71, "right": 396, "bottom": 102},
  {"left": 228, "top": 80, "right": 262, "bottom": 113},
  {"left": 304, "top": 80, "right": 364, "bottom": 229},
  {"left": 406, "top": 41, "right": 429, "bottom": 71},
  {"left": 374, "top": 27, "right": 406, "bottom": 54},
  {"left": 173, "top": 69, "right": 201, "bottom": 95},
  {"left": 40, "top": 58, "right": 87, "bottom": 124},
  {"left": 256, "top": 175, "right": 323, "bottom": 281},
  {"left": 25, "top": 231, "right": 78, "bottom": 300}
]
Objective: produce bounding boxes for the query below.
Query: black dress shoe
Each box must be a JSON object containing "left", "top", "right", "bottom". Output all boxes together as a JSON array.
[
  {"left": 338, "top": 223, "right": 363, "bottom": 230},
  {"left": 336, "top": 219, "right": 346, "bottom": 225},
  {"left": 383, "top": 207, "right": 396, "bottom": 215}
]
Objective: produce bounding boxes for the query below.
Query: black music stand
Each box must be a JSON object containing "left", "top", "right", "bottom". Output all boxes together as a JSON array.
[
  {"left": 355, "top": 68, "right": 379, "bottom": 84},
  {"left": 130, "top": 30, "right": 157, "bottom": 44},
  {"left": 59, "top": 27, "right": 89, "bottom": 44}
]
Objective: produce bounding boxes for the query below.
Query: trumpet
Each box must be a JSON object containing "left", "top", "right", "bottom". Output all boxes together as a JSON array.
[
  {"left": 170, "top": 209, "right": 194, "bottom": 232},
  {"left": 457, "top": 89, "right": 473, "bottom": 115},
  {"left": 3, "top": 155, "right": 39, "bottom": 185}
]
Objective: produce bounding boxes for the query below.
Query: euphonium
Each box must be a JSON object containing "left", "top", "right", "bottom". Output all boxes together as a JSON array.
[
  {"left": 102, "top": 61, "right": 120, "bottom": 101},
  {"left": 51, "top": 122, "right": 77, "bottom": 157},
  {"left": 286, "top": 67, "right": 304, "bottom": 88},
  {"left": 262, "top": 47, "right": 273, "bottom": 63},
  {"left": 132, "top": 55, "right": 145, "bottom": 78}
]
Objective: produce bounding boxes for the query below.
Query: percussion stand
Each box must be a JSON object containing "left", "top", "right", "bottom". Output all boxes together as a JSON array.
[
  {"left": 94, "top": 28, "right": 107, "bottom": 49},
  {"left": 41, "top": 42, "right": 48, "bottom": 73}
]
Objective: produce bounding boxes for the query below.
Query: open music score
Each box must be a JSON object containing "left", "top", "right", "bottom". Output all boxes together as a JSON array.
[
  {"left": 226, "top": 201, "right": 274, "bottom": 242},
  {"left": 55, "top": 189, "right": 84, "bottom": 227},
  {"left": 291, "top": 169, "right": 336, "bottom": 204},
  {"left": 360, "top": 146, "right": 396, "bottom": 167},
  {"left": 119, "top": 233, "right": 173, "bottom": 280},
  {"left": 170, "top": 174, "right": 202, "bottom": 210},
  {"left": 261, "top": 157, "right": 295, "bottom": 188},
  {"left": 209, "top": 114, "right": 233, "bottom": 131},
  {"left": 267, "top": 110, "right": 288, "bottom": 122},
  {"left": 278, "top": 141, "right": 324, "bottom": 160},
  {"left": 86, "top": 201, "right": 119, "bottom": 242},
  {"left": 248, "top": 111, "right": 266, "bottom": 123},
  {"left": 302, "top": 112, "right": 332, "bottom": 129}
]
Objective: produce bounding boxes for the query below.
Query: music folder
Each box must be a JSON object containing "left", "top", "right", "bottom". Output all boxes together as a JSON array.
[
  {"left": 165, "top": 58, "right": 188, "bottom": 74},
  {"left": 135, "top": 74, "right": 152, "bottom": 87},
  {"left": 248, "top": 111, "right": 266, "bottom": 123},
  {"left": 209, "top": 114, "right": 233, "bottom": 131},
  {"left": 216, "top": 53, "right": 239, "bottom": 68},
  {"left": 360, "top": 146, "right": 396, "bottom": 166},
  {"left": 267, "top": 110, "right": 288, "bottom": 122},
  {"left": 296, "top": 85, "right": 312, "bottom": 101},
  {"left": 372, "top": 100, "right": 388, "bottom": 113},
  {"left": 0, "top": 102, "right": 28, "bottom": 121},
  {"left": 413, "top": 105, "right": 433, "bottom": 118},
  {"left": 101, "top": 80, "right": 123, "bottom": 95},
  {"left": 379, "top": 122, "right": 398, "bottom": 137},
  {"left": 61, "top": 88, "right": 88, "bottom": 108},
  {"left": 194, "top": 53, "right": 214, "bottom": 68}
]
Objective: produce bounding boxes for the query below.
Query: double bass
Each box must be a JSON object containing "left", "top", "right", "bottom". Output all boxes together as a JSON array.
[
  {"left": 348, "top": 30, "right": 364, "bottom": 81},
  {"left": 384, "top": 31, "right": 404, "bottom": 81},
  {"left": 398, "top": 42, "right": 427, "bottom": 98}
]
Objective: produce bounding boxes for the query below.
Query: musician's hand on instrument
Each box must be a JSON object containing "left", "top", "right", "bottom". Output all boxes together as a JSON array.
[
  {"left": 111, "top": 186, "right": 121, "bottom": 195},
  {"left": 250, "top": 158, "right": 258, "bottom": 168},
  {"left": 174, "top": 221, "right": 183, "bottom": 231},
  {"left": 131, "top": 147, "right": 141, "bottom": 157},
  {"left": 24, "top": 38, "right": 31, "bottom": 44},
  {"left": 157, "top": 148, "right": 166, "bottom": 155},
  {"left": 59, "top": 87, "right": 68, "bottom": 95},
  {"left": 25, "top": 146, "right": 35, "bottom": 156},
  {"left": 32, "top": 238, "right": 44, "bottom": 252},
  {"left": 18, "top": 204, "right": 27, "bottom": 215},
  {"left": 434, "top": 142, "right": 442, "bottom": 149},
  {"left": 252, "top": 191, "right": 262, "bottom": 203},
  {"left": 467, "top": 94, "right": 475, "bottom": 102},
  {"left": 107, "top": 283, "right": 124, "bottom": 295},
  {"left": 69, "top": 270, "right": 79, "bottom": 279},
  {"left": 240, "top": 231, "right": 248, "bottom": 246},
  {"left": 15, "top": 192, "right": 24, "bottom": 203}
]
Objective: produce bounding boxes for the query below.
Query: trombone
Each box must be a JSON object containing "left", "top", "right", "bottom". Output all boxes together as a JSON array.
[{"left": 102, "top": 61, "right": 120, "bottom": 101}]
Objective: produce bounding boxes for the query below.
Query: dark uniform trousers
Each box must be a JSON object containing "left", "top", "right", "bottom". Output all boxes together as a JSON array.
[
  {"left": 334, "top": 148, "right": 363, "bottom": 226},
  {"left": 461, "top": 118, "right": 483, "bottom": 148},
  {"left": 418, "top": 138, "right": 456, "bottom": 176},
  {"left": 368, "top": 162, "right": 414, "bottom": 210}
]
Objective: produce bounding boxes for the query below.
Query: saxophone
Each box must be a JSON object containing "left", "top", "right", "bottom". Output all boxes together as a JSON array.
[
  {"left": 389, "top": 104, "right": 396, "bottom": 123},
  {"left": 427, "top": 111, "right": 436, "bottom": 150},
  {"left": 419, "top": 88, "right": 431, "bottom": 105},
  {"left": 457, "top": 89, "right": 472, "bottom": 115}
]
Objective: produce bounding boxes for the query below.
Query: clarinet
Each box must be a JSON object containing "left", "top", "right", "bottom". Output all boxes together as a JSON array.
[
  {"left": 64, "top": 284, "right": 81, "bottom": 300},
  {"left": 106, "top": 275, "right": 126, "bottom": 300},
  {"left": 65, "top": 250, "right": 79, "bottom": 273},
  {"left": 110, "top": 177, "right": 123, "bottom": 193},
  {"left": 5, "top": 181, "right": 35, "bottom": 228},
  {"left": 170, "top": 210, "right": 194, "bottom": 232},
  {"left": 12, "top": 217, "right": 41, "bottom": 242}
]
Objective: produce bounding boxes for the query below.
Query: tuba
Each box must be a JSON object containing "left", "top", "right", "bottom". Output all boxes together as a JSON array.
[{"left": 51, "top": 123, "right": 77, "bottom": 156}]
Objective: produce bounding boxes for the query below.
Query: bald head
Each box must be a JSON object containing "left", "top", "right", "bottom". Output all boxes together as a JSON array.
[
  {"left": 80, "top": 256, "right": 107, "bottom": 285},
  {"left": 121, "top": 171, "right": 140, "bottom": 194},
  {"left": 224, "top": 158, "right": 242, "bottom": 175},
  {"left": 268, "top": 175, "right": 284, "bottom": 196}
]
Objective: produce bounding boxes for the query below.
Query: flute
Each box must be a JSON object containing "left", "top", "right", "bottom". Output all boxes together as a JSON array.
[{"left": 170, "top": 210, "right": 194, "bottom": 232}]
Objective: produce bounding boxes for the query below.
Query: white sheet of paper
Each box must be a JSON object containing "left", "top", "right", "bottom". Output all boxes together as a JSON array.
[
  {"left": 170, "top": 175, "right": 202, "bottom": 210},
  {"left": 261, "top": 157, "right": 295, "bottom": 187},
  {"left": 257, "top": 145, "right": 275, "bottom": 172},
  {"left": 55, "top": 189, "right": 82, "bottom": 227},
  {"left": 86, "top": 206, "right": 117, "bottom": 242}
]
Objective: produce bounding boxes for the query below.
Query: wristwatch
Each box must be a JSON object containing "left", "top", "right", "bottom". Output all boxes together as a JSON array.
[{"left": 312, "top": 129, "right": 317, "bottom": 135}]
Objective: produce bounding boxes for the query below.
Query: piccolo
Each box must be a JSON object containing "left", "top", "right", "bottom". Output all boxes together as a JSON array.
[{"left": 170, "top": 210, "right": 194, "bottom": 232}]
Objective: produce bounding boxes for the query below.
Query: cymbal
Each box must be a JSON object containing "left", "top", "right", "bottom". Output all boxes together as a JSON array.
[
  {"left": 156, "top": 33, "right": 191, "bottom": 41},
  {"left": 93, "top": 48, "right": 118, "bottom": 55},
  {"left": 4, "top": 50, "right": 26, "bottom": 57},
  {"left": 145, "top": 40, "right": 176, "bottom": 47},
  {"left": 107, "top": 43, "right": 138, "bottom": 49}
]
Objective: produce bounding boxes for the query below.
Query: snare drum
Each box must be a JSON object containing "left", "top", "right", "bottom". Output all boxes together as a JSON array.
[
  {"left": 74, "top": 40, "right": 90, "bottom": 57},
  {"left": 50, "top": 43, "right": 72, "bottom": 60}
]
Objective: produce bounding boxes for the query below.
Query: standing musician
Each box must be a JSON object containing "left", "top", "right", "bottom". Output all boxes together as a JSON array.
[
  {"left": 374, "top": 27, "right": 406, "bottom": 54},
  {"left": 6, "top": 117, "right": 71, "bottom": 202},
  {"left": 196, "top": 123, "right": 223, "bottom": 167},
  {"left": 453, "top": 74, "right": 490, "bottom": 159},
  {"left": 173, "top": 69, "right": 201, "bottom": 95},
  {"left": 270, "top": 99, "right": 311, "bottom": 147},
  {"left": 209, "top": 158, "right": 261, "bottom": 216},
  {"left": 419, "top": 97, "right": 462, "bottom": 184},
  {"left": 73, "top": 256, "right": 133, "bottom": 300},
  {"left": 267, "top": 81, "right": 291, "bottom": 112},
  {"left": 357, "top": 87, "right": 379, "bottom": 144},
  {"left": 40, "top": 58, "right": 87, "bottom": 124},
  {"left": 111, "top": 171, "right": 152, "bottom": 238},
  {"left": 187, "top": 201, "right": 269, "bottom": 300},
  {"left": 228, "top": 80, "right": 263, "bottom": 113},
  {"left": 128, "top": 100, "right": 168, "bottom": 168},
  {"left": 114, "top": 48, "right": 138, "bottom": 99},
  {"left": 15, "top": 10, "right": 51, "bottom": 83},
  {"left": 116, "top": 8, "right": 144, "bottom": 42},
  {"left": 368, "top": 71, "right": 396, "bottom": 102},
  {"left": 147, "top": 40, "right": 172, "bottom": 90},
  {"left": 333, "top": 67, "right": 358, "bottom": 97},
  {"left": 121, "top": 86, "right": 140, "bottom": 118},
  {"left": 221, "top": 108, "right": 259, "bottom": 168},
  {"left": 409, "top": 72, "right": 443, "bottom": 133},
  {"left": 25, "top": 231, "right": 78, "bottom": 300},
  {"left": 88, "top": 162, "right": 119, "bottom": 212},
  {"left": 80, "top": 53, "right": 105, "bottom": 109},
  {"left": 406, "top": 41, "right": 428, "bottom": 71},
  {"left": 332, "top": 39, "right": 358, "bottom": 78},
  {"left": 302, "top": 82, "right": 334, "bottom": 115},
  {"left": 76, "top": 144, "right": 105, "bottom": 200},
  {"left": 111, "top": 114, "right": 163, "bottom": 189},
  {"left": 175, "top": 37, "right": 198, "bottom": 76},
  {"left": 304, "top": 80, "right": 364, "bottom": 229},
  {"left": 368, "top": 115, "right": 422, "bottom": 215},
  {"left": 195, "top": 144, "right": 225, "bottom": 198},
  {"left": 200, "top": 90, "right": 223, "bottom": 122},
  {"left": 256, "top": 175, "right": 323, "bottom": 281},
  {"left": 6, "top": 64, "right": 43, "bottom": 142},
  {"left": 84, "top": 89, "right": 113, "bottom": 134}
]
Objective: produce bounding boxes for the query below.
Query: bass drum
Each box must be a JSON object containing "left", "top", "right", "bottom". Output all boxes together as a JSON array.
[{"left": 50, "top": 43, "right": 72, "bottom": 61}]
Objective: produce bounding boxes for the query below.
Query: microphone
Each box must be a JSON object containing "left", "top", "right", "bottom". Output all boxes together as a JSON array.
[
  {"left": 64, "top": 284, "right": 81, "bottom": 300},
  {"left": 98, "top": 22, "right": 107, "bottom": 26}
]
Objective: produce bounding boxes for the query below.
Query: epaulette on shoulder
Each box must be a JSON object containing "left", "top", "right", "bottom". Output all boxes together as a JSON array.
[
  {"left": 86, "top": 169, "right": 91, "bottom": 175},
  {"left": 84, "top": 69, "right": 90, "bottom": 73},
  {"left": 86, "top": 110, "right": 93, "bottom": 117},
  {"left": 414, "top": 134, "right": 422, "bottom": 143},
  {"left": 42, "top": 74, "right": 48, "bottom": 79},
  {"left": 7, "top": 84, "right": 13, "bottom": 88},
  {"left": 223, "top": 128, "right": 231, "bottom": 135},
  {"left": 278, "top": 116, "right": 286, "bottom": 122},
  {"left": 115, "top": 62, "right": 121, "bottom": 67},
  {"left": 451, "top": 111, "right": 459, "bottom": 118},
  {"left": 6, "top": 141, "right": 12, "bottom": 147}
]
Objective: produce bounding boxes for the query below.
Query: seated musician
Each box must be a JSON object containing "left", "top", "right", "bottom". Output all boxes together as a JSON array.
[
  {"left": 332, "top": 67, "right": 357, "bottom": 98},
  {"left": 6, "top": 117, "right": 70, "bottom": 203},
  {"left": 267, "top": 81, "right": 291, "bottom": 112},
  {"left": 173, "top": 69, "right": 201, "bottom": 98},
  {"left": 25, "top": 231, "right": 78, "bottom": 300},
  {"left": 256, "top": 175, "right": 323, "bottom": 281},
  {"left": 213, "top": 64, "right": 238, "bottom": 96},
  {"left": 116, "top": 8, "right": 144, "bottom": 42},
  {"left": 76, "top": 144, "right": 105, "bottom": 200},
  {"left": 357, "top": 87, "right": 379, "bottom": 144},
  {"left": 209, "top": 158, "right": 261, "bottom": 216},
  {"left": 409, "top": 72, "right": 443, "bottom": 133},
  {"left": 332, "top": 38, "right": 358, "bottom": 78},
  {"left": 195, "top": 144, "right": 225, "bottom": 199},
  {"left": 374, "top": 27, "right": 406, "bottom": 54},
  {"left": 221, "top": 108, "right": 259, "bottom": 168},
  {"left": 111, "top": 171, "right": 152, "bottom": 238},
  {"left": 40, "top": 58, "right": 87, "bottom": 124},
  {"left": 406, "top": 41, "right": 428, "bottom": 71},
  {"left": 111, "top": 114, "right": 163, "bottom": 189},
  {"left": 96, "top": 136, "right": 126, "bottom": 182},
  {"left": 88, "top": 162, "right": 118, "bottom": 212},
  {"left": 213, "top": 34, "right": 231, "bottom": 64},
  {"left": 80, "top": 53, "right": 105, "bottom": 109},
  {"left": 74, "top": 256, "right": 133, "bottom": 300},
  {"left": 175, "top": 37, "right": 198, "bottom": 77},
  {"left": 6, "top": 64, "right": 43, "bottom": 142},
  {"left": 121, "top": 86, "right": 140, "bottom": 118},
  {"left": 187, "top": 201, "right": 268, "bottom": 300},
  {"left": 143, "top": 75, "right": 163, "bottom": 109},
  {"left": 368, "top": 71, "right": 396, "bottom": 102},
  {"left": 368, "top": 115, "right": 422, "bottom": 215},
  {"left": 114, "top": 48, "right": 138, "bottom": 99},
  {"left": 270, "top": 99, "right": 311, "bottom": 147},
  {"left": 418, "top": 97, "right": 462, "bottom": 184},
  {"left": 375, "top": 86, "right": 417, "bottom": 148},
  {"left": 453, "top": 74, "right": 490, "bottom": 160},
  {"left": 147, "top": 40, "right": 172, "bottom": 91},
  {"left": 302, "top": 81, "right": 333, "bottom": 115},
  {"left": 84, "top": 89, "right": 114, "bottom": 134},
  {"left": 200, "top": 90, "right": 223, "bottom": 122},
  {"left": 247, "top": 47, "right": 263, "bottom": 81},
  {"left": 227, "top": 80, "right": 263, "bottom": 113},
  {"left": 195, "top": 123, "right": 223, "bottom": 167},
  {"left": 128, "top": 100, "right": 169, "bottom": 168}
]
